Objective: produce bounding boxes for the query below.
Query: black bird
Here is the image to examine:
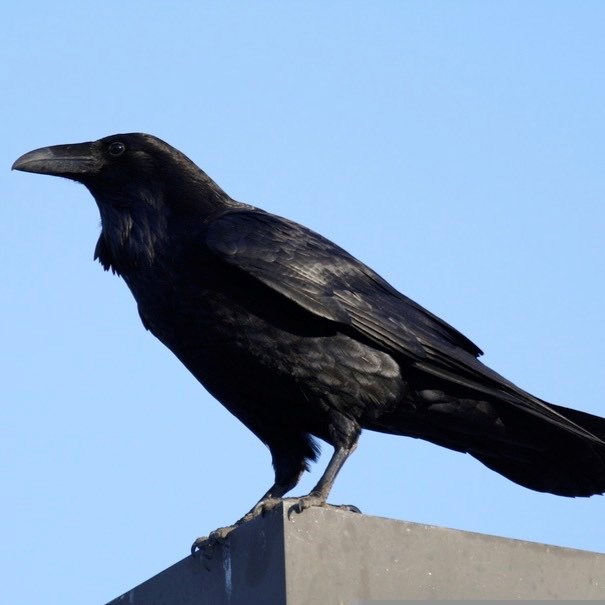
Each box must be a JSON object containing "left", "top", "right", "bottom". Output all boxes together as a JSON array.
[{"left": 13, "top": 133, "right": 605, "bottom": 545}]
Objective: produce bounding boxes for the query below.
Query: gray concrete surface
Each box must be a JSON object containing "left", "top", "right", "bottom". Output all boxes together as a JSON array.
[{"left": 106, "top": 503, "right": 605, "bottom": 604}]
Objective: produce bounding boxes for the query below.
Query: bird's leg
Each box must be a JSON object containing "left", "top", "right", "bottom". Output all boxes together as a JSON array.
[
  {"left": 239, "top": 471, "right": 303, "bottom": 522},
  {"left": 288, "top": 441, "right": 361, "bottom": 518},
  {"left": 192, "top": 432, "right": 357, "bottom": 554},
  {"left": 191, "top": 454, "right": 306, "bottom": 554}
]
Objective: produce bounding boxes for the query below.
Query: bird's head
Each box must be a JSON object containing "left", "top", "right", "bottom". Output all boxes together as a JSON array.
[
  {"left": 12, "top": 132, "right": 226, "bottom": 204},
  {"left": 13, "top": 133, "right": 232, "bottom": 272}
]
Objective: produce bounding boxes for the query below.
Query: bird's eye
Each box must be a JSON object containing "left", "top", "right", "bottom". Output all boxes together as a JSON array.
[{"left": 108, "top": 141, "right": 126, "bottom": 157}]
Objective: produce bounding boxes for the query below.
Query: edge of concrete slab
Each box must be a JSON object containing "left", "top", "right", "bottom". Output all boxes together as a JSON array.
[{"left": 106, "top": 504, "right": 605, "bottom": 604}]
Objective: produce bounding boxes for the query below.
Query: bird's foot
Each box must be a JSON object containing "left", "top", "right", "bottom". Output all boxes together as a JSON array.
[
  {"left": 191, "top": 497, "right": 285, "bottom": 555},
  {"left": 242, "top": 496, "right": 285, "bottom": 521},
  {"left": 191, "top": 523, "right": 235, "bottom": 556},
  {"left": 286, "top": 495, "right": 361, "bottom": 519},
  {"left": 191, "top": 496, "right": 361, "bottom": 554}
]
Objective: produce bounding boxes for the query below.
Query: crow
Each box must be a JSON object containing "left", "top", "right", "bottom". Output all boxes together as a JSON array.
[{"left": 13, "top": 133, "right": 605, "bottom": 550}]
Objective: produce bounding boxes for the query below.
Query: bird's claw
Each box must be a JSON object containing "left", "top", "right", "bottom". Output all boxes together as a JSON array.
[
  {"left": 191, "top": 536, "right": 208, "bottom": 556},
  {"left": 191, "top": 524, "right": 234, "bottom": 556},
  {"left": 286, "top": 497, "right": 362, "bottom": 519},
  {"left": 247, "top": 496, "right": 284, "bottom": 519},
  {"left": 190, "top": 499, "right": 284, "bottom": 556},
  {"left": 191, "top": 497, "right": 362, "bottom": 554},
  {"left": 337, "top": 503, "right": 362, "bottom": 514}
]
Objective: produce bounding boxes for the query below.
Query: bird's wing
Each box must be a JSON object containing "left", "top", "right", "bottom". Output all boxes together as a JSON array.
[
  {"left": 204, "top": 209, "right": 602, "bottom": 440},
  {"left": 204, "top": 209, "right": 482, "bottom": 363}
]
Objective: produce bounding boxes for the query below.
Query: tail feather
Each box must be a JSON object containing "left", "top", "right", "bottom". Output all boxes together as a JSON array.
[
  {"left": 471, "top": 438, "right": 605, "bottom": 497},
  {"left": 469, "top": 402, "right": 605, "bottom": 496},
  {"left": 368, "top": 394, "right": 605, "bottom": 497},
  {"left": 549, "top": 402, "right": 605, "bottom": 440}
]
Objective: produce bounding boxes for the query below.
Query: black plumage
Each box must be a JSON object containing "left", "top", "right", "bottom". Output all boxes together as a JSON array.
[{"left": 13, "top": 133, "right": 605, "bottom": 544}]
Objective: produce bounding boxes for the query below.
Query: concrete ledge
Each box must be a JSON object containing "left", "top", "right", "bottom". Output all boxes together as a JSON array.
[{"left": 107, "top": 503, "right": 605, "bottom": 603}]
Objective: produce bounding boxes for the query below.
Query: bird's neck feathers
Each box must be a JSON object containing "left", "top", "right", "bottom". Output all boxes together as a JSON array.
[
  {"left": 90, "top": 159, "right": 235, "bottom": 275},
  {"left": 93, "top": 185, "right": 170, "bottom": 275}
]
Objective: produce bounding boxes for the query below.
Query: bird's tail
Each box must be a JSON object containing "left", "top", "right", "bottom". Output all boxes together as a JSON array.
[
  {"left": 369, "top": 397, "right": 605, "bottom": 497},
  {"left": 468, "top": 401, "right": 605, "bottom": 497},
  {"left": 548, "top": 402, "right": 605, "bottom": 439}
]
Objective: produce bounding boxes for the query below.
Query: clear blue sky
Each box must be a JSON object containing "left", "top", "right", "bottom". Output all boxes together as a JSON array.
[{"left": 3, "top": 2, "right": 605, "bottom": 603}]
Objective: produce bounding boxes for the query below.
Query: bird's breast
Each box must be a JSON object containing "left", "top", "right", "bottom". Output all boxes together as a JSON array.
[{"left": 119, "top": 252, "right": 406, "bottom": 436}]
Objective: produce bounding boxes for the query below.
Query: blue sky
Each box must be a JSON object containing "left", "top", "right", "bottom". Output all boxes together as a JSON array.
[{"left": 3, "top": 2, "right": 605, "bottom": 603}]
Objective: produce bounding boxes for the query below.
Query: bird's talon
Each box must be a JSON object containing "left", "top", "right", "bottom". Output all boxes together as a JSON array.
[
  {"left": 191, "top": 537, "right": 207, "bottom": 556},
  {"left": 287, "top": 502, "right": 302, "bottom": 519}
]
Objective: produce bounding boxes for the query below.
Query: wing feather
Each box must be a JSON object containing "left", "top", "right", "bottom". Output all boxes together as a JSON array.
[
  {"left": 204, "top": 210, "right": 601, "bottom": 441},
  {"left": 205, "top": 210, "right": 480, "bottom": 360}
]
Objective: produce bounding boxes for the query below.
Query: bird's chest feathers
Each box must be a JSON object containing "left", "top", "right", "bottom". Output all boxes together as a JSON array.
[
  {"left": 122, "top": 256, "right": 283, "bottom": 365},
  {"left": 94, "top": 202, "right": 169, "bottom": 275},
  {"left": 94, "top": 206, "right": 297, "bottom": 368}
]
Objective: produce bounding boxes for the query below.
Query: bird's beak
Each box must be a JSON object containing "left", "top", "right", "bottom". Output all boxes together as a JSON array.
[{"left": 12, "top": 142, "right": 99, "bottom": 178}]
